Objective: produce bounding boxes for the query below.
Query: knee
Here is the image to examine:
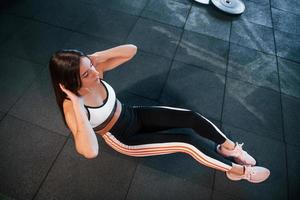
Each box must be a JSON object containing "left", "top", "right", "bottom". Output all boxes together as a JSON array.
[
  {"left": 189, "top": 110, "right": 202, "bottom": 122},
  {"left": 187, "top": 110, "right": 208, "bottom": 129}
]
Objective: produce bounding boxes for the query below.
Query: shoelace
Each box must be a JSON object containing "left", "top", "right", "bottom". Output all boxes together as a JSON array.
[
  {"left": 244, "top": 166, "right": 256, "bottom": 179},
  {"left": 235, "top": 142, "right": 245, "bottom": 158}
]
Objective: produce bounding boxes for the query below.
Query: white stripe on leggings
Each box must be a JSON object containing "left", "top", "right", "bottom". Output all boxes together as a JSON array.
[
  {"left": 102, "top": 132, "right": 232, "bottom": 172},
  {"left": 135, "top": 105, "right": 229, "bottom": 140}
]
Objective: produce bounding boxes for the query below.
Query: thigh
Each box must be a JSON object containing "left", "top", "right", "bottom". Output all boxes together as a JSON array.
[
  {"left": 133, "top": 105, "right": 228, "bottom": 144},
  {"left": 133, "top": 105, "right": 196, "bottom": 133}
]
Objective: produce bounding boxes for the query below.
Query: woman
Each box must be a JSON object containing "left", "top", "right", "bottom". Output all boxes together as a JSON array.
[{"left": 49, "top": 44, "right": 270, "bottom": 183}]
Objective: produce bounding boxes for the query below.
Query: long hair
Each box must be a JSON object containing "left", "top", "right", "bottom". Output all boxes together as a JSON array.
[{"left": 49, "top": 49, "right": 87, "bottom": 127}]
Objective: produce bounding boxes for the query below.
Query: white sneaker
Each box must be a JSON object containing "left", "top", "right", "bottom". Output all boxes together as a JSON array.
[
  {"left": 226, "top": 166, "right": 270, "bottom": 183},
  {"left": 217, "top": 142, "right": 256, "bottom": 166}
]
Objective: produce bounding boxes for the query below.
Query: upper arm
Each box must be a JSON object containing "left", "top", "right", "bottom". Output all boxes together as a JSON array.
[
  {"left": 95, "top": 57, "right": 133, "bottom": 72},
  {"left": 63, "top": 101, "right": 85, "bottom": 155},
  {"left": 62, "top": 101, "right": 98, "bottom": 159},
  {"left": 63, "top": 100, "right": 78, "bottom": 137},
  {"left": 89, "top": 44, "right": 137, "bottom": 72}
]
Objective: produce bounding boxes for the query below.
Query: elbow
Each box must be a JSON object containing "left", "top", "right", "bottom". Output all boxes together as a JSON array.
[
  {"left": 78, "top": 145, "right": 99, "bottom": 159},
  {"left": 130, "top": 44, "right": 137, "bottom": 51},
  {"left": 127, "top": 44, "right": 137, "bottom": 57},
  {"left": 83, "top": 148, "right": 98, "bottom": 159},
  {"left": 132, "top": 44, "right": 137, "bottom": 55}
]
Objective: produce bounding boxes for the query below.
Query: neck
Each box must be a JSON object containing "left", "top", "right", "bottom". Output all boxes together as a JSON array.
[{"left": 78, "top": 86, "right": 97, "bottom": 97}]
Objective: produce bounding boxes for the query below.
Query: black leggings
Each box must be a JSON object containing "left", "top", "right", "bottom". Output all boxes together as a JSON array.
[{"left": 102, "top": 104, "right": 233, "bottom": 172}]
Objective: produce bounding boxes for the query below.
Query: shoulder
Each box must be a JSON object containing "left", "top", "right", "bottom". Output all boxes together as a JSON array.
[{"left": 62, "top": 99, "right": 89, "bottom": 119}]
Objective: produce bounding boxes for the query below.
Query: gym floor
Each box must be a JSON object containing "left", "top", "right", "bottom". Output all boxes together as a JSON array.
[{"left": 0, "top": 0, "right": 299, "bottom": 200}]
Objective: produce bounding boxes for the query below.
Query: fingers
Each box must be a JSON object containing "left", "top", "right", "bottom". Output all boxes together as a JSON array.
[
  {"left": 59, "top": 83, "right": 65, "bottom": 91},
  {"left": 59, "top": 84, "right": 69, "bottom": 95},
  {"left": 88, "top": 55, "right": 97, "bottom": 66}
]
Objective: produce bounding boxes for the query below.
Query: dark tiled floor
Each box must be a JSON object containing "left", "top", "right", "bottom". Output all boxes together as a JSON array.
[
  {"left": 141, "top": 0, "right": 191, "bottom": 28},
  {"left": 227, "top": 43, "right": 279, "bottom": 91},
  {"left": 241, "top": 0, "right": 272, "bottom": 28},
  {"left": 230, "top": 19, "right": 275, "bottom": 55},
  {"left": 127, "top": 17, "right": 182, "bottom": 58},
  {"left": 271, "top": 0, "right": 300, "bottom": 16},
  {"left": 160, "top": 61, "right": 226, "bottom": 120},
  {"left": 275, "top": 30, "right": 300, "bottom": 63},
  {"left": 175, "top": 30, "right": 229, "bottom": 74},
  {"left": 0, "top": 0, "right": 299, "bottom": 200},
  {"left": 0, "top": 112, "right": 5, "bottom": 121},
  {"left": 223, "top": 78, "right": 283, "bottom": 141},
  {"left": 185, "top": 4, "right": 232, "bottom": 41},
  {"left": 0, "top": 55, "right": 44, "bottom": 112}
]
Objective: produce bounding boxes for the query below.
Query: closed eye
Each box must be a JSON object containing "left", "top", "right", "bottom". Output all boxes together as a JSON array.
[
  {"left": 83, "top": 73, "right": 88, "bottom": 78},
  {"left": 82, "top": 63, "right": 93, "bottom": 78}
]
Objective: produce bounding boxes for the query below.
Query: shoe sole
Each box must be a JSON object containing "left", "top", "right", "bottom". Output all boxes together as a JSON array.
[{"left": 226, "top": 171, "right": 270, "bottom": 183}]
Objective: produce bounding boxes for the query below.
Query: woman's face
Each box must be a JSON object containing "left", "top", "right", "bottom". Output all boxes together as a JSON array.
[{"left": 79, "top": 56, "right": 100, "bottom": 89}]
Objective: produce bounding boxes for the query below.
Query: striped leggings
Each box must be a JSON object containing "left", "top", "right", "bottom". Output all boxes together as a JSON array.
[{"left": 103, "top": 103, "right": 233, "bottom": 172}]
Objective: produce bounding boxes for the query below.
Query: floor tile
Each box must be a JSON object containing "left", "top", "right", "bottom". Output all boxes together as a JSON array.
[
  {"left": 33, "top": 0, "right": 90, "bottom": 30},
  {"left": 272, "top": 8, "right": 300, "bottom": 36},
  {"left": 0, "top": 20, "right": 72, "bottom": 65},
  {"left": 275, "top": 30, "right": 300, "bottom": 63},
  {"left": 62, "top": 32, "right": 118, "bottom": 54},
  {"left": 1, "top": 0, "right": 44, "bottom": 18},
  {"left": 34, "top": 137, "right": 137, "bottom": 200},
  {"left": 223, "top": 78, "right": 283, "bottom": 140},
  {"left": 0, "top": 115, "right": 66, "bottom": 200},
  {"left": 173, "top": 0, "right": 192, "bottom": 4},
  {"left": 0, "top": 55, "right": 44, "bottom": 112},
  {"left": 0, "top": 111, "right": 5, "bottom": 121},
  {"left": 281, "top": 94, "right": 300, "bottom": 147},
  {"left": 0, "top": 14, "right": 29, "bottom": 45},
  {"left": 244, "top": 0, "right": 269, "bottom": 5},
  {"left": 286, "top": 144, "right": 300, "bottom": 200},
  {"left": 79, "top": 6, "right": 138, "bottom": 44},
  {"left": 241, "top": 0, "right": 272, "bottom": 28},
  {"left": 160, "top": 61, "right": 225, "bottom": 121},
  {"left": 141, "top": 0, "right": 191, "bottom": 28},
  {"left": 0, "top": 193, "right": 15, "bottom": 200},
  {"left": 185, "top": 4, "right": 232, "bottom": 41},
  {"left": 231, "top": 19, "right": 275, "bottom": 54},
  {"left": 175, "top": 30, "right": 229, "bottom": 75},
  {"left": 271, "top": 0, "right": 300, "bottom": 16},
  {"left": 278, "top": 58, "right": 300, "bottom": 98},
  {"left": 91, "top": 0, "right": 148, "bottom": 16},
  {"left": 127, "top": 18, "right": 182, "bottom": 58},
  {"left": 215, "top": 126, "right": 288, "bottom": 200},
  {"left": 103, "top": 50, "right": 172, "bottom": 100},
  {"left": 126, "top": 163, "right": 212, "bottom": 200},
  {"left": 227, "top": 44, "right": 279, "bottom": 91},
  {"left": 212, "top": 190, "right": 243, "bottom": 200},
  {"left": 9, "top": 68, "right": 70, "bottom": 136}
]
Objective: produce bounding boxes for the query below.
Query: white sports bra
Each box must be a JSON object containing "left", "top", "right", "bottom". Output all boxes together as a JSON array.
[{"left": 84, "top": 79, "right": 117, "bottom": 129}]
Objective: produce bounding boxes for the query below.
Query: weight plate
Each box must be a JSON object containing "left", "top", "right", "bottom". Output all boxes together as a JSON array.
[
  {"left": 211, "top": 0, "right": 245, "bottom": 14},
  {"left": 193, "top": 0, "right": 210, "bottom": 5}
]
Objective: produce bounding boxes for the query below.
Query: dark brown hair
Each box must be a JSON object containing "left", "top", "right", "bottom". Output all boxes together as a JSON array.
[{"left": 49, "top": 49, "right": 87, "bottom": 126}]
